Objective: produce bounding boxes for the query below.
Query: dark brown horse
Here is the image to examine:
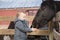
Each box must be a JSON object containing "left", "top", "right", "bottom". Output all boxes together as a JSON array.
[{"left": 31, "top": 0, "right": 60, "bottom": 29}]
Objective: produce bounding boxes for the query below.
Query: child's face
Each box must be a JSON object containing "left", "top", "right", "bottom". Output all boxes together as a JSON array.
[{"left": 18, "top": 12, "right": 26, "bottom": 20}]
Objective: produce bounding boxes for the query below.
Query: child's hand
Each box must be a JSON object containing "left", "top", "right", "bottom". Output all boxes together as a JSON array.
[{"left": 31, "top": 28, "right": 38, "bottom": 32}]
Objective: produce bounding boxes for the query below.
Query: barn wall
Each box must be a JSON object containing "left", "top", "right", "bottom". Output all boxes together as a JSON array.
[{"left": 0, "top": 9, "right": 18, "bottom": 29}]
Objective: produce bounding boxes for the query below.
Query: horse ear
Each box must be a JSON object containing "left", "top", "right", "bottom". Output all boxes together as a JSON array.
[
  {"left": 42, "top": 0, "right": 46, "bottom": 1},
  {"left": 42, "top": 0, "right": 53, "bottom": 1},
  {"left": 8, "top": 21, "right": 15, "bottom": 29}
]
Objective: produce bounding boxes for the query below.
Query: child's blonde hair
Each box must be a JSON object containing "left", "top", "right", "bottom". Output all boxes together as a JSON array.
[{"left": 16, "top": 12, "right": 25, "bottom": 18}]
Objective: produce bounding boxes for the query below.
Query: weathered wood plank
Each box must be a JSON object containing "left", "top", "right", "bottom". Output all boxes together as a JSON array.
[
  {"left": 0, "top": 29, "right": 49, "bottom": 35},
  {"left": 0, "top": 29, "right": 14, "bottom": 35},
  {"left": 27, "top": 30, "right": 49, "bottom": 35}
]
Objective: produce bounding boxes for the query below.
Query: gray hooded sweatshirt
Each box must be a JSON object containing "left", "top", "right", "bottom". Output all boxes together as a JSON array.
[{"left": 14, "top": 18, "right": 32, "bottom": 40}]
